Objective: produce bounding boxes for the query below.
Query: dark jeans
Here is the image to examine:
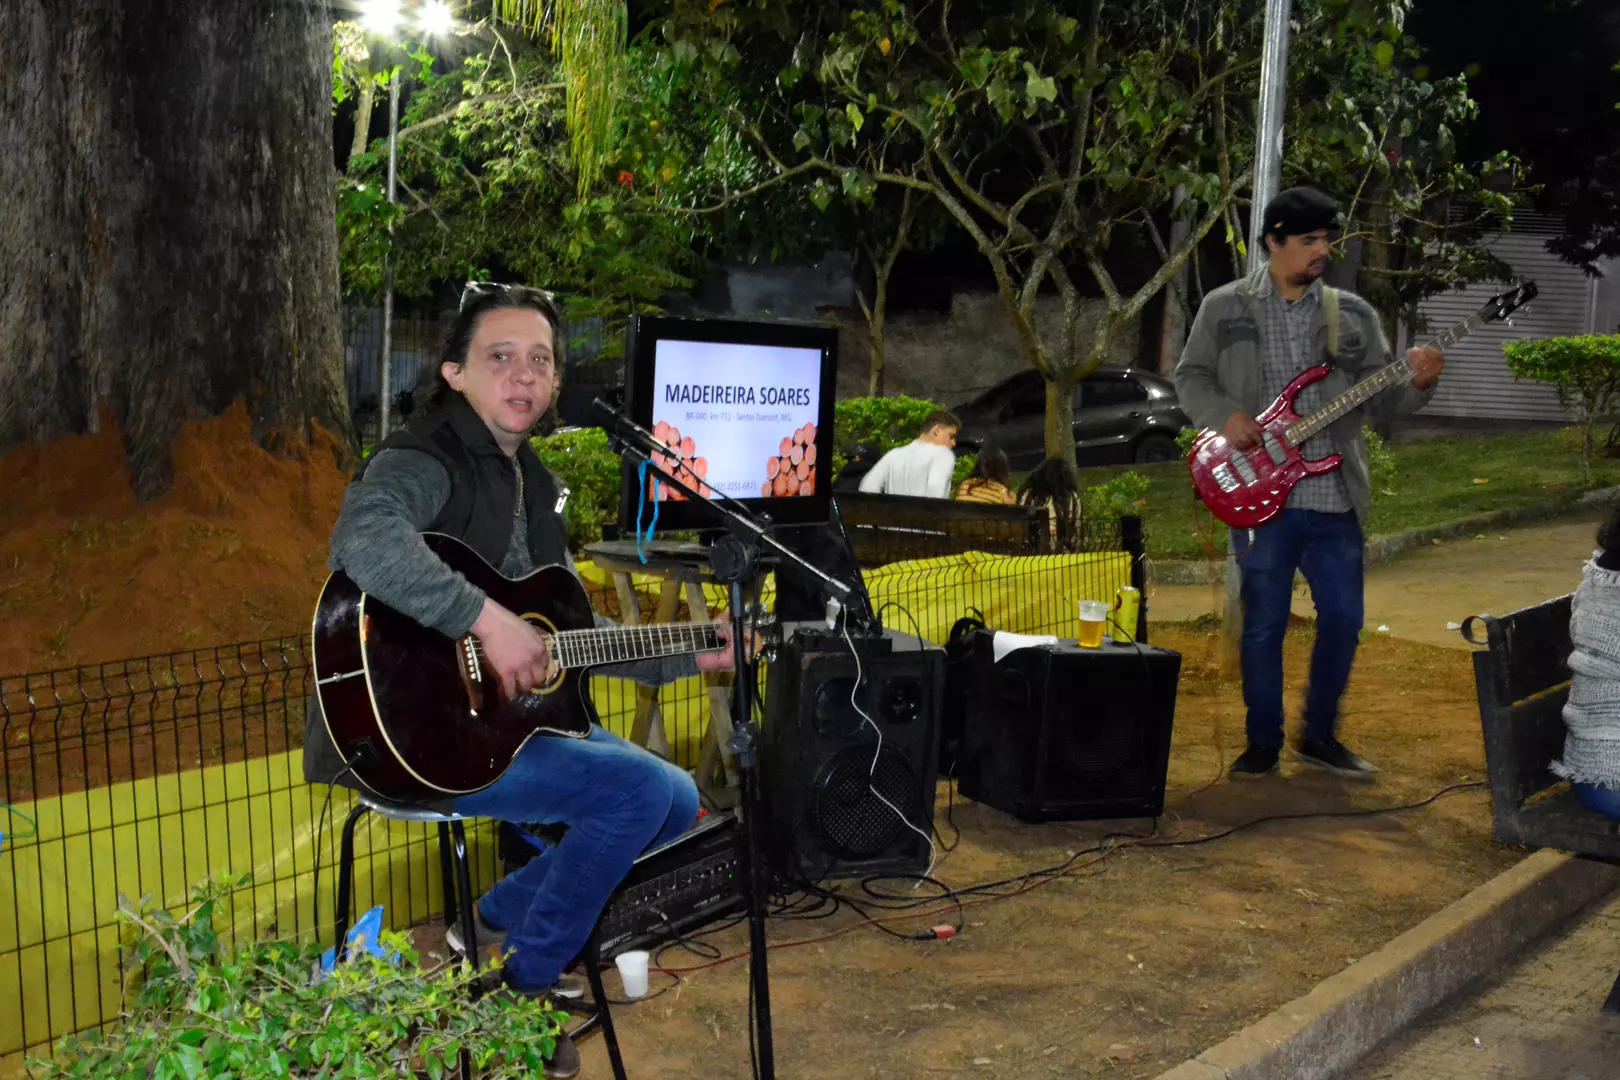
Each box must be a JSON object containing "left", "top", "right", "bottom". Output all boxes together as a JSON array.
[
  {"left": 1576, "top": 782, "right": 1620, "bottom": 820},
  {"left": 453, "top": 725, "right": 699, "bottom": 990},
  {"left": 1235, "top": 509, "right": 1364, "bottom": 750}
]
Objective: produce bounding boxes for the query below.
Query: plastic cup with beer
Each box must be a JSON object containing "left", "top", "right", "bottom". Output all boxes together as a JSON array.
[{"left": 1078, "top": 600, "right": 1108, "bottom": 648}]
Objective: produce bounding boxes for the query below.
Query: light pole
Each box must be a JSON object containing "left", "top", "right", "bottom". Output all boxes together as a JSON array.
[
  {"left": 1248, "top": 0, "right": 1293, "bottom": 273},
  {"left": 379, "top": 68, "right": 400, "bottom": 441},
  {"left": 359, "top": 0, "right": 455, "bottom": 441},
  {"left": 1222, "top": 0, "right": 1292, "bottom": 674}
]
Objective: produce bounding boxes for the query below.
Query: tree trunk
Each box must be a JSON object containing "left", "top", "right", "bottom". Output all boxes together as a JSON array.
[
  {"left": 0, "top": 0, "right": 352, "bottom": 500},
  {"left": 868, "top": 274, "right": 887, "bottom": 397},
  {"left": 1043, "top": 376, "right": 1077, "bottom": 470},
  {"left": 349, "top": 79, "right": 376, "bottom": 169}
]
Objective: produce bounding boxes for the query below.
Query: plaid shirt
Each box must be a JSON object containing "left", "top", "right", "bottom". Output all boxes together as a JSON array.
[{"left": 1258, "top": 277, "right": 1353, "bottom": 513}]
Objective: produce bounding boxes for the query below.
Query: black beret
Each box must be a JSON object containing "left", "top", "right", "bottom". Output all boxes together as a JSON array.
[{"left": 1261, "top": 187, "right": 1341, "bottom": 240}]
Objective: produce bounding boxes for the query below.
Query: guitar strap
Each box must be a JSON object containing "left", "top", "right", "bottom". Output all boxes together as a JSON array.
[{"left": 1322, "top": 285, "right": 1342, "bottom": 364}]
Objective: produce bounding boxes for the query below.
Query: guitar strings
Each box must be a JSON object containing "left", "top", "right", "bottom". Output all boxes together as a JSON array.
[{"left": 464, "top": 621, "right": 728, "bottom": 667}]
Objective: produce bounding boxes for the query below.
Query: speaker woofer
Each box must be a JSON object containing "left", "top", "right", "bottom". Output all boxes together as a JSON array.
[{"left": 807, "top": 745, "right": 921, "bottom": 860}]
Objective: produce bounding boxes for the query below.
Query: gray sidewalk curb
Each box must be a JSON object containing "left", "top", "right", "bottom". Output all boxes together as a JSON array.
[
  {"left": 1151, "top": 850, "right": 1620, "bottom": 1080},
  {"left": 1151, "top": 485, "right": 1620, "bottom": 586}
]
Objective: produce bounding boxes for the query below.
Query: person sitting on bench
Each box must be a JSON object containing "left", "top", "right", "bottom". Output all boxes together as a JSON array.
[{"left": 1553, "top": 504, "right": 1620, "bottom": 819}]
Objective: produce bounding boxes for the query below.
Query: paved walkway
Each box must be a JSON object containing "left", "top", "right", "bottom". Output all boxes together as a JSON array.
[
  {"left": 1347, "top": 892, "right": 1620, "bottom": 1080},
  {"left": 1147, "top": 508, "right": 1606, "bottom": 651}
]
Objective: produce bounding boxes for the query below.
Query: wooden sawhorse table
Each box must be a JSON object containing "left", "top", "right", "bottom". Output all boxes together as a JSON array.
[{"left": 583, "top": 541, "right": 751, "bottom": 802}]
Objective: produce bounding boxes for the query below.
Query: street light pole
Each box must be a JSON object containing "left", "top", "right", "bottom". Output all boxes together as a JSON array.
[
  {"left": 378, "top": 69, "right": 401, "bottom": 442},
  {"left": 1222, "top": 0, "right": 1292, "bottom": 675},
  {"left": 1248, "top": 0, "right": 1292, "bottom": 273}
]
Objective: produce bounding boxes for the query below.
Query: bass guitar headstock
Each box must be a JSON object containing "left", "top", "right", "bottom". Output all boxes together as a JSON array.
[{"left": 1481, "top": 280, "right": 1538, "bottom": 326}]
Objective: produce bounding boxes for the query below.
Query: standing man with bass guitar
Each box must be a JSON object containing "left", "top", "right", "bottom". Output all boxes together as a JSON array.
[
  {"left": 1174, "top": 187, "right": 1445, "bottom": 781},
  {"left": 304, "top": 282, "right": 740, "bottom": 1078}
]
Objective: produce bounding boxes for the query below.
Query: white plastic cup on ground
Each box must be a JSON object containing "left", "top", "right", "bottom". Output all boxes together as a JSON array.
[{"left": 614, "top": 949, "right": 651, "bottom": 998}]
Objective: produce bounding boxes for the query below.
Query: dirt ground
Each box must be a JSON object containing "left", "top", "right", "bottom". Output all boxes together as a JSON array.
[
  {"left": 1148, "top": 506, "right": 1604, "bottom": 651},
  {"left": 410, "top": 622, "right": 1520, "bottom": 1080},
  {"left": 404, "top": 512, "right": 1606, "bottom": 1080}
]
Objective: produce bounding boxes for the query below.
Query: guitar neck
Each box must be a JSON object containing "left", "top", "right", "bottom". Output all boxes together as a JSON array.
[
  {"left": 549, "top": 621, "right": 724, "bottom": 669},
  {"left": 1287, "top": 312, "right": 1483, "bottom": 445}
]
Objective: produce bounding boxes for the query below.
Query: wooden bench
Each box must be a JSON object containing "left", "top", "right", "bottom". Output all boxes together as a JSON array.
[
  {"left": 833, "top": 492, "right": 1040, "bottom": 562},
  {"left": 1466, "top": 593, "right": 1620, "bottom": 1011}
]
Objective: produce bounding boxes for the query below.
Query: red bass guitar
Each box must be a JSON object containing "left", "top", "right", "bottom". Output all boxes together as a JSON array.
[{"left": 1188, "top": 281, "right": 1537, "bottom": 529}]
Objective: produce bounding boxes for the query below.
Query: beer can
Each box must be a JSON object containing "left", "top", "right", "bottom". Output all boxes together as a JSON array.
[{"left": 1111, "top": 585, "right": 1141, "bottom": 643}]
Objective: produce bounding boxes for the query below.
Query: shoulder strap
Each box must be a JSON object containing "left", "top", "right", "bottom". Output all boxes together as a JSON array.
[{"left": 1322, "top": 285, "right": 1342, "bottom": 359}]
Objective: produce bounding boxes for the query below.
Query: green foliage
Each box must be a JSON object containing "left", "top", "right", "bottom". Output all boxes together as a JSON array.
[
  {"left": 30, "top": 872, "right": 567, "bottom": 1079},
  {"left": 531, "top": 426, "right": 623, "bottom": 548},
  {"left": 1175, "top": 426, "right": 1200, "bottom": 458},
  {"left": 951, "top": 453, "right": 976, "bottom": 492},
  {"left": 1504, "top": 334, "right": 1620, "bottom": 486},
  {"left": 830, "top": 394, "right": 944, "bottom": 475},
  {"left": 1083, "top": 471, "right": 1152, "bottom": 532},
  {"left": 338, "top": 38, "right": 704, "bottom": 354},
  {"left": 490, "top": 0, "right": 629, "bottom": 195},
  {"left": 1364, "top": 423, "right": 1398, "bottom": 496},
  {"left": 1284, "top": 1, "right": 1528, "bottom": 331}
]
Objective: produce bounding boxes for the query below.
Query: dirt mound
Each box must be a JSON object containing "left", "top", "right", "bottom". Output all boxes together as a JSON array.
[{"left": 0, "top": 403, "right": 351, "bottom": 673}]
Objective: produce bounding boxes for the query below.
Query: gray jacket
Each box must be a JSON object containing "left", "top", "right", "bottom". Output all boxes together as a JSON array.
[{"left": 1173, "top": 265, "right": 1433, "bottom": 528}]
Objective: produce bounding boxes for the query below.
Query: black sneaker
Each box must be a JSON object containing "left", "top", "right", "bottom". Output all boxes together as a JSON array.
[
  {"left": 1229, "top": 744, "right": 1281, "bottom": 780},
  {"left": 1296, "top": 737, "right": 1378, "bottom": 778}
]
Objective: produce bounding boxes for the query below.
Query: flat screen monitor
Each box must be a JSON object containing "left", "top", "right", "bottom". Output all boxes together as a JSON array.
[{"left": 618, "top": 315, "right": 838, "bottom": 534}]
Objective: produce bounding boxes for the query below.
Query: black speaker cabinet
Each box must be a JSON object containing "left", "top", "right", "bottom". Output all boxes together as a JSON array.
[
  {"left": 761, "top": 629, "right": 945, "bottom": 881},
  {"left": 959, "top": 634, "right": 1179, "bottom": 822}
]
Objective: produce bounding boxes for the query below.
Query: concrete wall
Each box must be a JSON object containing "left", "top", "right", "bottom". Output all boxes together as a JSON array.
[{"left": 826, "top": 291, "right": 1142, "bottom": 408}]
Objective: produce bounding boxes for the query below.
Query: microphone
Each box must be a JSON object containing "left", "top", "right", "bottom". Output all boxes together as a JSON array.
[{"left": 825, "top": 597, "right": 843, "bottom": 631}]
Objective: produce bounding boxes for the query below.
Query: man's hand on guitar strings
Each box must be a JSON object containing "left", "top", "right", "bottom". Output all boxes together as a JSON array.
[
  {"left": 1407, "top": 345, "right": 1444, "bottom": 390},
  {"left": 1222, "top": 411, "right": 1264, "bottom": 450},
  {"left": 695, "top": 617, "right": 762, "bottom": 674},
  {"left": 471, "top": 597, "right": 557, "bottom": 697}
]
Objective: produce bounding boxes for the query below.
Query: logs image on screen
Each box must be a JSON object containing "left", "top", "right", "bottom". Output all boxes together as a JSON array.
[
  {"left": 762, "top": 424, "right": 817, "bottom": 498},
  {"left": 646, "top": 421, "right": 818, "bottom": 502}
]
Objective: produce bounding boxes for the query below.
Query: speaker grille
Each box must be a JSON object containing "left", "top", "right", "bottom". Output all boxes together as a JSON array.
[{"left": 808, "top": 745, "right": 921, "bottom": 859}]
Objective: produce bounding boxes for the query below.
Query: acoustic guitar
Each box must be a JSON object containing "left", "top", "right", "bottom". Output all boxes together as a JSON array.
[{"left": 312, "top": 533, "right": 736, "bottom": 802}]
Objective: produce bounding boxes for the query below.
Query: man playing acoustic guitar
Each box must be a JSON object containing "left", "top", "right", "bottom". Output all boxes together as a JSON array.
[
  {"left": 1174, "top": 187, "right": 1445, "bottom": 781},
  {"left": 304, "top": 283, "right": 740, "bottom": 1077}
]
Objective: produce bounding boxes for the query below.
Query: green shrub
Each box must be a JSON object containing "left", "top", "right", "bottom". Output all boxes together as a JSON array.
[
  {"left": 951, "top": 453, "right": 977, "bottom": 491},
  {"left": 1504, "top": 334, "right": 1620, "bottom": 486},
  {"left": 31, "top": 872, "right": 567, "bottom": 1080},
  {"left": 1175, "top": 425, "right": 1200, "bottom": 457},
  {"left": 1364, "top": 423, "right": 1397, "bottom": 496},
  {"left": 1084, "top": 471, "right": 1152, "bottom": 531},
  {"left": 831, "top": 394, "right": 947, "bottom": 475},
  {"left": 531, "top": 427, "right": 623, "bottom": 549}
]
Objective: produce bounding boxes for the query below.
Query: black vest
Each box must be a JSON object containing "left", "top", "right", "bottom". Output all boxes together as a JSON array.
[
  {"left": 365, "top": 394, "right": 571, "bottom": 570},
  {"left": 303, "top": 397, "right": 570, "bottom": 801}
]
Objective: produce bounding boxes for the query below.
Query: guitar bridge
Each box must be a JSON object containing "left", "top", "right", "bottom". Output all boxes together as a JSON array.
[
  {"left": 1212, "top": 462, "right": 1241, "bottom": 493},
  {"left": 458, "top": 635, "right": 485, "bottom": 714}
]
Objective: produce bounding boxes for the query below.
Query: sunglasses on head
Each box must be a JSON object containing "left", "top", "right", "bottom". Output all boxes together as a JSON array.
[{"left": 459, "top": 281, "right": 556, "bottom": 312}]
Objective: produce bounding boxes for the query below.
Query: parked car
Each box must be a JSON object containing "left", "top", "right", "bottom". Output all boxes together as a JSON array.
[{"left": 954, "top": 368, "right": 1190, "bottom": 469}]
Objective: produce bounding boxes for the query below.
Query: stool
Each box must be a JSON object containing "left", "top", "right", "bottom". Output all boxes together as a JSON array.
[{"left": 331, "top": 793, "right": 628, "bottom": 1080}]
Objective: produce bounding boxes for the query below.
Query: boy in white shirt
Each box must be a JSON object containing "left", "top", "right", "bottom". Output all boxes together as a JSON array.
[{"left": 858, "top": 410, "right": 960, "bottom": 499}]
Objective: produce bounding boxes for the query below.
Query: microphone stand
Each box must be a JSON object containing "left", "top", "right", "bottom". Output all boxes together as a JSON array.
[{"left": 592, "top": 398, "right": 861, "bottom": 1080}]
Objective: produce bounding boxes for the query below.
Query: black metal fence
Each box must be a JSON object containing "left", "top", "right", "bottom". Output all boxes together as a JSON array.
[{"left": 0, "top": 514, "right": 1143, "bottom": 1068}]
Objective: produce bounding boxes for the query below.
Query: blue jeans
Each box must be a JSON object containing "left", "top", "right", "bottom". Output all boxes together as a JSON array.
[
  {"left": 1236, "top": 509, "right": 1365, "bottom": 750},
  {"left": 454, "top": 725, "right": 699, "bottom": 990},
  {"left": 1576, "top": 782, "right": 1620, "bottom": 820}
]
